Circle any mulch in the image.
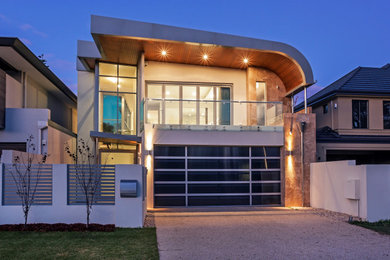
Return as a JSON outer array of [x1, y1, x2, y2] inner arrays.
[[0, 223, 115, 232]]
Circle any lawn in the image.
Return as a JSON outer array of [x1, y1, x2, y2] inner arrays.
[[0, 228, 159, 259], [351, 220, 390, 235]]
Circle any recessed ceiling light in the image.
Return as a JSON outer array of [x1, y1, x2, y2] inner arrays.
[[243, 58, 249, 64], [161, 50, 167, 56], [203, 54, 208, 60]]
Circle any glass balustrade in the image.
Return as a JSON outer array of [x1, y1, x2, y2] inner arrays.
[[144, 98, 283, 130]]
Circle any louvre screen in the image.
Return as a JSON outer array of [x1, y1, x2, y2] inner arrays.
[[67, 164, 115, 205], [2, 164, 52, 205]]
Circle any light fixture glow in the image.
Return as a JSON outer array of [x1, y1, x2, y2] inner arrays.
[[108, 77, 117, 83], [243, 58, 249, 64], [192, 91, 196, 96], [166, 91, 170, 95], [118, 84, 121, 88], [161, 50, 167, 56], [203, 54, 208, 60]]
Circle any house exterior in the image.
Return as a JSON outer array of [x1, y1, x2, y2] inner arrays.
[[77, 15, 316, 209], [297, 64, 390, 164], [0, 37, 77, 163]]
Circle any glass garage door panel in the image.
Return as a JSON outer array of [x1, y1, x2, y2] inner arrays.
[[155, 196, 185, 206], [154, 145, 281, 207], [188, 196, 249, 206], [188, 171, 249, 181]]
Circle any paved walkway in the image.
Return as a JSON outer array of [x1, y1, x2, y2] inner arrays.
[[154, 207, 390, 260]]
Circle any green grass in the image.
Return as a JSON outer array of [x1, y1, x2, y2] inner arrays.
[[351, 220, 390, 235], [0, 228, 159, 260]]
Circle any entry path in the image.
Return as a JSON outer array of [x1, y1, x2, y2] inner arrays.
[[153, 207, 390, 260]]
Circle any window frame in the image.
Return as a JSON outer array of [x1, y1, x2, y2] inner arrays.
[[383, 101, 390, 129], [98, 62, 138, 136], [145, 81, 233, 125], [323, 104, 328, 114], [352, 99, 368, 129]]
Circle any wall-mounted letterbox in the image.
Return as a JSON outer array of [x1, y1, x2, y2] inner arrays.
[[120, 180, 137, 197]]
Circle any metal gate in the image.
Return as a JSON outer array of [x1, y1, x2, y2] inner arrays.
[[153, 145, 281, 207]]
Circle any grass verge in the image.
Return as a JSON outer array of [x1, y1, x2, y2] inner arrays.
[[351, 220, 390, 235], [0, 228, 159, 259]]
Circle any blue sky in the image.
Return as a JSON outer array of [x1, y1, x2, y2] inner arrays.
[[1, 0, 389, 96]]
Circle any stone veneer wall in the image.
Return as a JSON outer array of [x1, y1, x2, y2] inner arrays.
[[246, 67, 291, 125], [284, 113, 316, 207]]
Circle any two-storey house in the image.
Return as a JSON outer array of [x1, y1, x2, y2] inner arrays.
[[77, 15, 316, 208]]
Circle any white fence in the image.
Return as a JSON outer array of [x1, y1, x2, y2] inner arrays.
[[0, 164, 146, 227], [311, 160, 390, 222]]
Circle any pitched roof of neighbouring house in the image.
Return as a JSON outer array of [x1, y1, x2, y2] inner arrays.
[[0, 37, 77, 104], [295, 64, 390, 110]]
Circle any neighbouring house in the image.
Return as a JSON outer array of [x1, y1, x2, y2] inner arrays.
[[0, 37, 77, 164], [296, 64, 390, 164], [77, 15, 317, 209]]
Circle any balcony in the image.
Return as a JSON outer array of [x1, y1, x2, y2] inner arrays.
[[143, 99, 283, 132]]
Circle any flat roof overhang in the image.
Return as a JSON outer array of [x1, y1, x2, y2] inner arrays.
[[81, 15, 314, 94]]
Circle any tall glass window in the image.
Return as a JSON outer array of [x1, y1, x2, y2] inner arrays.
[[352, 100, 368, 129], [99, 63, 137, 135], [146, 82, 231, 125]]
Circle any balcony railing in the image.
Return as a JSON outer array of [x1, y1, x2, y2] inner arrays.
[[143, 98, 283, 131]]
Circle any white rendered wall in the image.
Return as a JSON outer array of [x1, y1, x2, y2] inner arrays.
[[365, 165, 390, 221], [0, 108, 50, 148], [77, 71, 95, 144], [310, 160, 367, 219], [311, 160, 390, 221], [0, 164, 146, 227]]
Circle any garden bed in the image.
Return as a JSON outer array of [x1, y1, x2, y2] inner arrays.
[[0, 223, 115, 232]]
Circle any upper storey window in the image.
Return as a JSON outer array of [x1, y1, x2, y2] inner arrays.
[[352, 100, 368, 129], [146, 82, 231, 126], [99, 63, 137, 135], [383, 101, 390, 129]]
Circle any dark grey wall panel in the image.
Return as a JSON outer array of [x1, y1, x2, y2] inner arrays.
[[0, 68, 6, 129]]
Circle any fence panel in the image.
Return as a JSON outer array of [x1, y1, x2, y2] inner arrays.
[[2, 164, 53, 205], [67, 164, 115, 205]]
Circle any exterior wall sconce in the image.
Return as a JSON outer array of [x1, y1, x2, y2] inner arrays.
[[144, 150, 152, 156]]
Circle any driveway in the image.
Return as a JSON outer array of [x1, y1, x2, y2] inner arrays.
[[153, 207, 390, 260]]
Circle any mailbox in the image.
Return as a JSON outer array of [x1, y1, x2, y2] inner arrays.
[[120, 180, 137, 197]]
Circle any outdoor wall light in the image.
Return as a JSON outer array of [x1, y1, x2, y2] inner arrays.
[[161, 50, 167, 56], [144, 150, 152, 156], [203, 54, 208, 60], [243, 58, 249, 64]]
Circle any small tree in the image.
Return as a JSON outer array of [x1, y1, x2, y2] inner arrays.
[[10, 135, 47, 227], [65, 139, 104, 228]]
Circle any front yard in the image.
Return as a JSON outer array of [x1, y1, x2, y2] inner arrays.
[[0, 228, 159, 259]]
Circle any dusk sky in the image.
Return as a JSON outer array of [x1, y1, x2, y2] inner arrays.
[[1, 0, 389, 97]]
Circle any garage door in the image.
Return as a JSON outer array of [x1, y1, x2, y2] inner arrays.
[[154, 145, 281, 207]]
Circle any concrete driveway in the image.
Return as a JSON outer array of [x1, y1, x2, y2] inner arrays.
[[153, 207, 390, 260]]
